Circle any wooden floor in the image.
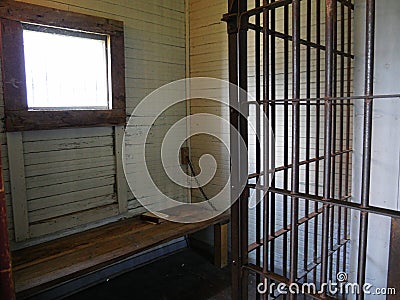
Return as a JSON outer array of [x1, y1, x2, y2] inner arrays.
[[12, 205, 229, 298]]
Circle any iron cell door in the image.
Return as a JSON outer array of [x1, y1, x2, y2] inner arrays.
[[224, 0, 400, 299]]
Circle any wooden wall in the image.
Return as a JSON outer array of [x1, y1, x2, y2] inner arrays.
[[1, 0, 186, 247]]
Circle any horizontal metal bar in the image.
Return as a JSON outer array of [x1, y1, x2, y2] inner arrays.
[[297, 238, 350, 281], [337, 0, 354, 10], [247, 25, 354, 59], [248, 207, 324, 253], [274, 149, 352, 172], [258, 93, 400, 103], [248, 149, 352, 179], [269, 187, 400, 219], [240, 0, 353, 22], [241, 0, 292, 19]]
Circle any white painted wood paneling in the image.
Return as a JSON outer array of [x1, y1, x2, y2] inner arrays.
[[0, 0, 186, 246]]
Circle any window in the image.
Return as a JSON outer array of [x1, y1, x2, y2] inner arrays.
[[23, 25, 111, 110], [0, 1, 125, 131]]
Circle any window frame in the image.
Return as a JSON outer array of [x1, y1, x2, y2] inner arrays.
[[0, 0, 126, 131]]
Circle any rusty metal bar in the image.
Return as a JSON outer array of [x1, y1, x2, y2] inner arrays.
[[321, 0, 335, 287], [336, 0, 346, 283], [246, 25, 355, 59], [329, 0, 338, 282], [240, 0, 291, 19], [259, 93, 400, 103], [226, 1, 240, 298], [357, 0, 375, 299], [262, 1, 270, 299], [239, 0, 249, 298], [255, 0, 261, 298], [303, 0, 312, 282], [290, 2, 300, 297], [282, 2, 289, 282], [313, 0, 322, 285], [248, 207, 325, 253], [269, 0, 277, 283], [343, 0, 353, 285], [266, 187, 400, 219]]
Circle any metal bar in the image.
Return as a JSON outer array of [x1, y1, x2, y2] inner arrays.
[[258, 93, 400, 103], [241, 0, 354, 23], [282, 1, 289, 282], [226, 1, 240, 298], [240, 0, 292, 19], [248, 207, 324, 252], [298, 238, 350, 282], [255, 0, 261, 298], [321, 0, 335, 288], [239, 0, 249, 298], [357, 0, 375, 299], [262, 1, 270, 299], [304, 0, 312, 280], [329, 0, 338, 282], [266, 187, 400, 219], [290, 1, 300, 296], [343, 0, 353, 284], [313, 0, 322, 285], [336, 0, 346, 282], [246, 25, 355, 59], [274, 150, 352, 173], [269, 0, 276, 281]]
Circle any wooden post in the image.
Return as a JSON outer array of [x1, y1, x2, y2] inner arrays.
[[0, 149, 15, 299], [388, 218, 400, 300], [214, 222, 228, 268]]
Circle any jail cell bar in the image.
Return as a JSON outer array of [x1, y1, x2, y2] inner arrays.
[[224, 0, 400, 299]]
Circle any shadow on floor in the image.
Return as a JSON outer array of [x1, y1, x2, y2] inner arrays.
[[67, 248, 231, 300]]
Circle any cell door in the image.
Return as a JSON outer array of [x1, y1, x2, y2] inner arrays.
[[224, 0, 400, 299]]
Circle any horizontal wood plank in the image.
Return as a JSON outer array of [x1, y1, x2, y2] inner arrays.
[[13, 207, 230, 297]]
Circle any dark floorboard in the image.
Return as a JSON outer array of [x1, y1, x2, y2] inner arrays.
[[67, 248, 232, 300]]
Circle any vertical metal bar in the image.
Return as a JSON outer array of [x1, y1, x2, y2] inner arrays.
[[321, 0, 335, 288], [255, 0, 262, 298], [304, 0, 312, 280], [0, 149, 15, 300], [262, 1, 270, 299], [357, 0, 375, 299], [343, 0, 353, 280], [290, 1, 300, 297], [282, 2, 289, 281], [313, 0, 321, 285], [329, 0, 338, 282], [227, 1, 240, 298], [239, 0, 249, 298], [269, 0, 276, 280], [336, 0, 345, 280]]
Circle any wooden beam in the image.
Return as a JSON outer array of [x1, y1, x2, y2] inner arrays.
[[114, 126, 128, 214], [0, 145, 15, 299], [214, 222, 228, 268], [6, 132, 29, 242], [388, 218, 400, 299]]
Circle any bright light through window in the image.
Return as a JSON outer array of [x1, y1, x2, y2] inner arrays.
[[23, 26, 110, 110]]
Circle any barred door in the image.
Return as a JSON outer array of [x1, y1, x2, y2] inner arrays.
[[224, 0, 400, 299]]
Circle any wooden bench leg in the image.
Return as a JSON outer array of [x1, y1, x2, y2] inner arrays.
[[214, 222, 228, 268]]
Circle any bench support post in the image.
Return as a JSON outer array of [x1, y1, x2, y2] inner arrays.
[[214, 222, 228, 268]]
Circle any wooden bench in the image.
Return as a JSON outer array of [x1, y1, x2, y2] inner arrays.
[[12, 205, 229, 298]]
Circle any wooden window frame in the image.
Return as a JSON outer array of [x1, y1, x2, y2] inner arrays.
[[0, 0, 126, 131]]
